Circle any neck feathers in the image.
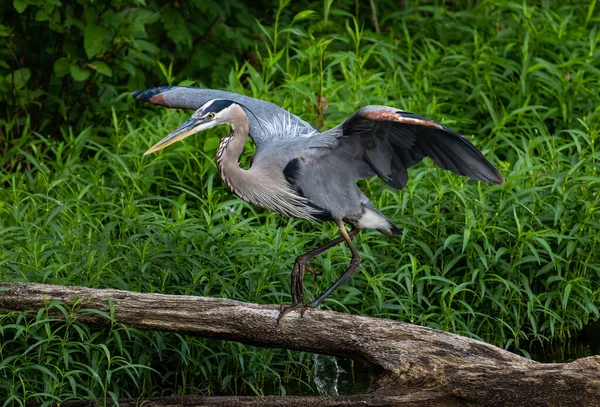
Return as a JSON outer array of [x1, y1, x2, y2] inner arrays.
[[216, 105, 249, 195], [214, 105, 321, 221]]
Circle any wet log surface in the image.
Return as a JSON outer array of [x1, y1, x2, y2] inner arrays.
[[1, 282, 599, 406]]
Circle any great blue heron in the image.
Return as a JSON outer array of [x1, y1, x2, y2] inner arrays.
[[132, 86, 504, 319]]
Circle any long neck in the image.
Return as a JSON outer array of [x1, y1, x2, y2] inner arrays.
[[213, 106, 317, 220], [216, 106, 250, 195]]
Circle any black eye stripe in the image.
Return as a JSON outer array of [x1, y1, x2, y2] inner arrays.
[[204, 99, 235, 114]]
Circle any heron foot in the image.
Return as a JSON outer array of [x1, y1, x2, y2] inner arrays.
[[276, 302, 317, 323]]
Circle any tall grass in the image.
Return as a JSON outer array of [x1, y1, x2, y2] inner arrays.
[[1, 0, 599, 404]]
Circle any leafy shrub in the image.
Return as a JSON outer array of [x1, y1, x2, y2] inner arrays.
[[0, 0, 305, 145]]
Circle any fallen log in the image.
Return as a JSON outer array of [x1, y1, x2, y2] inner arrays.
[[0, 282, 598, 406]]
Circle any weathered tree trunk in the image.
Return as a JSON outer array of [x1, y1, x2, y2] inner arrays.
[[1, 282, 599, 406]]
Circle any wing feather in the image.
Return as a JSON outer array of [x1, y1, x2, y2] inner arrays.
[[313, 105, 504, 190]]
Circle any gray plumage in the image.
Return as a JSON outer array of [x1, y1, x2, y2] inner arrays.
[[133, 86, 504, 318]]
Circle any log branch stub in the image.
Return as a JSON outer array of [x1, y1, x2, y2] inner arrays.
[[1, 282, 599, 406]]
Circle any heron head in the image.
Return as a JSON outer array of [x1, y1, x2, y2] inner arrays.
[[144, 99, 239, 155]]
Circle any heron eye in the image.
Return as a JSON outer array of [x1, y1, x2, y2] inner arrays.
[[207, 113, 215, 119]]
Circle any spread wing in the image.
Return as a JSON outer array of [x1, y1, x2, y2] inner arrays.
[[313, 105, 504, 189], [132, 86, 317, 149]]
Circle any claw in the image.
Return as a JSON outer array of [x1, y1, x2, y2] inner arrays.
[[300, 303, 316, 317], [277, 303, 303, 323], [277, 302, 316, 323]]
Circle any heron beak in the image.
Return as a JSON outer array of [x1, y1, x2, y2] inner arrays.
[[144, 118, 210, 155]]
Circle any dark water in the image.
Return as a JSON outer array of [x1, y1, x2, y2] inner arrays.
[[312, 355, 372, 396], [284, 355, 371, 396], [306, 321, 600, 396], [528, 320, 600, 363]]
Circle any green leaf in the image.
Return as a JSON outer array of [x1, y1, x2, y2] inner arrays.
[[89, 61, 112, 76], [9, 68, 31, 89], [13, 0, 27, 13], [54, 58, 70, 77], [84, 23, 109, 59], [0, 24, 10, 37], [562, 283, 572, 310], [134, 39, 159, 54], [118, 60, 135, 76], [292, 10, 316, 24], [462, 228, 471, 253], [70, 64, 90, 81], [35, 10, 49, 21]]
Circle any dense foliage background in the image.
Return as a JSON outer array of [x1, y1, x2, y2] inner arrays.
[[1, 0, 599, 404]]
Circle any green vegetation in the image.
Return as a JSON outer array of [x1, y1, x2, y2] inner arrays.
[[0, 0, 278, 143], [1, 0, 600, 404]]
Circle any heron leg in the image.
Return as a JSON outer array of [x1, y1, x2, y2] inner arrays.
[[289, 233, 352, 304], [277, 220, 360, 322], [305, 219, 361, 312]]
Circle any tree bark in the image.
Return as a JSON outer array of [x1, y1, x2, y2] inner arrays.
[[1, 282, 599, 406]]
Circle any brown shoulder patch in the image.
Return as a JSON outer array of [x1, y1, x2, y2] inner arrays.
[[149, 93, 167, 106], [361, 110, 403, 121], [396, 116, 443, 129], [361, 110, 443, 129]]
